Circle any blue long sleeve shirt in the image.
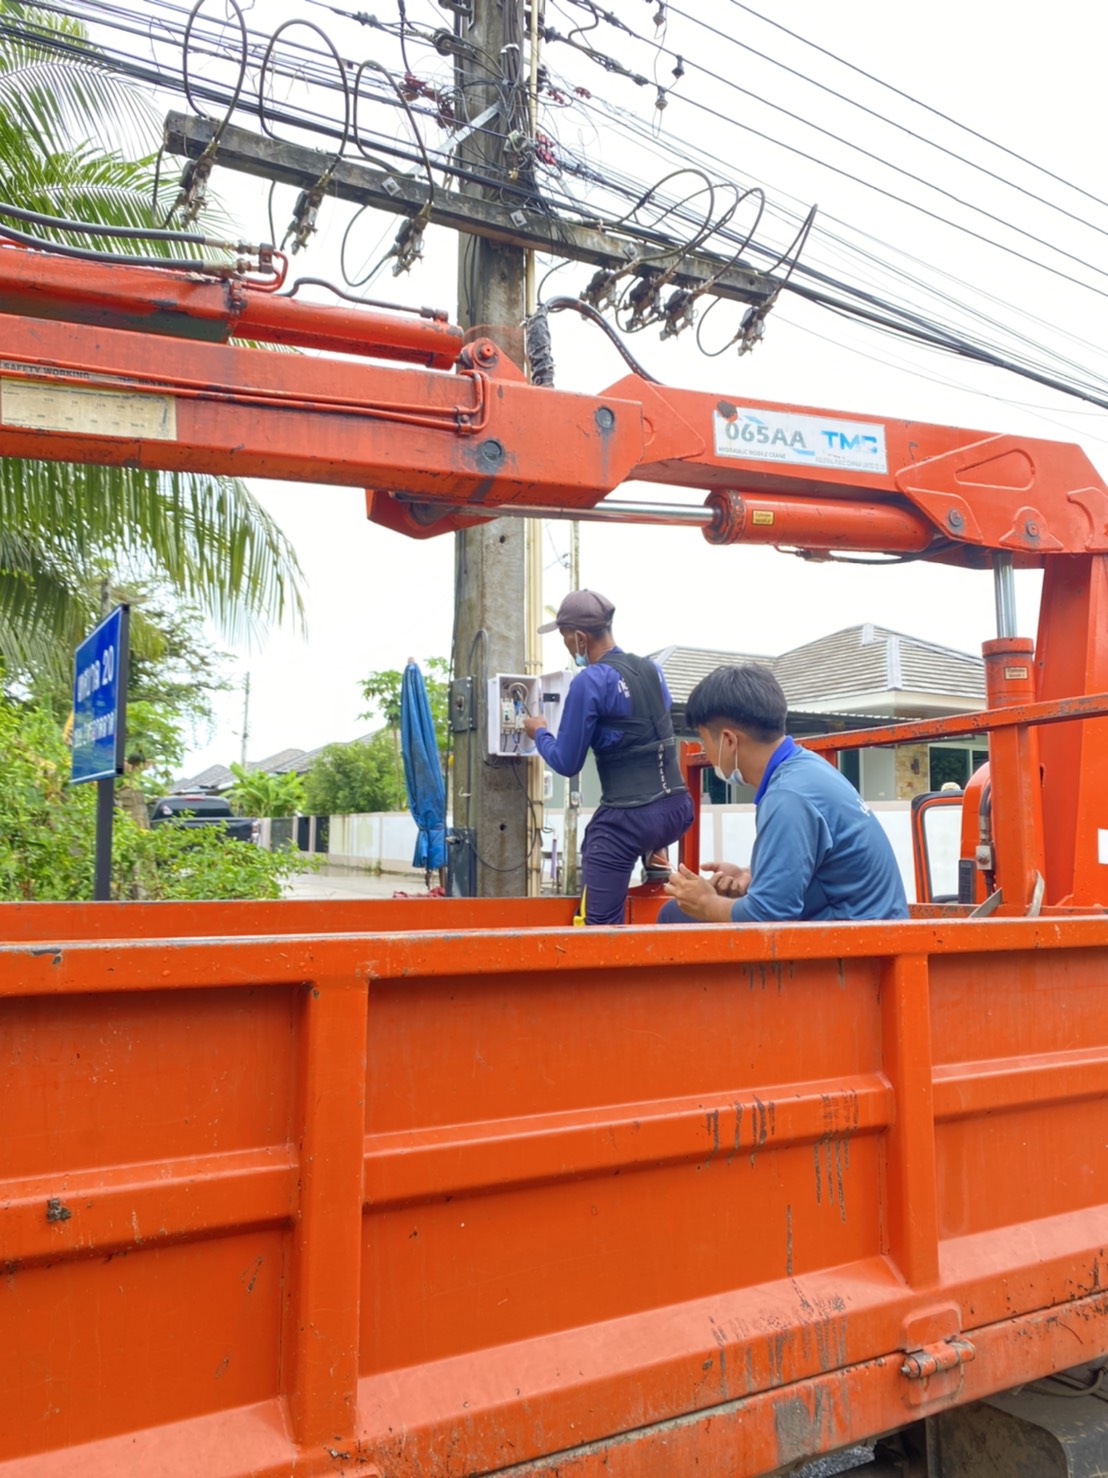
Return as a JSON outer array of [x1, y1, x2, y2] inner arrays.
[[730, 740, 909, 923], [533, 648, 675, 777]]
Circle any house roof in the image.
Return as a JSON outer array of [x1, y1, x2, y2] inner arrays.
[[249, 747, 306, 774], [272, 733, 378, 774], [171, 763, 233, 794], [652, 623, 984, 724], [650, 644, 774, 706], [171, 749, 306, 793], [773, 623, 984, 705], [171, 732, 386, 793]]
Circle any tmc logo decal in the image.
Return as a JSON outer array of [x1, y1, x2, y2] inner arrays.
[[820, 431, 881, 455]]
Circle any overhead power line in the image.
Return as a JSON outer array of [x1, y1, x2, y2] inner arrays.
[[11, 0, 1108, 416], [551, 81, 1108, 391], [723, 0, 1108, 218], [540, 7, 1108, 300], [656, 0, 1108, 243]]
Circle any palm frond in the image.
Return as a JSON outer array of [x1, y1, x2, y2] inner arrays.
[[0, 148, 157, 238], [0, 530, 90, 672], [0, 2, 306, 668], [0, 460, 306, 643], [0, 17, 156, 160]]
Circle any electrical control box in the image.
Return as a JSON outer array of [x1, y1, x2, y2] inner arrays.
[[486, 670, 574, 758]]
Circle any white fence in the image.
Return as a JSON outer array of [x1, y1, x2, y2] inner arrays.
[[325, 811, 424, 870]]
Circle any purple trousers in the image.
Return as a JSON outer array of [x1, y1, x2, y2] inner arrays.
[[580, 790, 694, 925]]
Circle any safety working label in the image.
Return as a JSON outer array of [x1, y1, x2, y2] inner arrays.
[[713, 407, 888, 474], [1, 378, 177, 441]]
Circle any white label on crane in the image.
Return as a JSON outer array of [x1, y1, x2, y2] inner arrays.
[[713, 407, 888, 474], [0, 378, 177, 441], [1099, 829, 1108, 866]]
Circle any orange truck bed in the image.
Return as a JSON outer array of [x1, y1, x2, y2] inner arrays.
[[3, 897, 1107, 1476]]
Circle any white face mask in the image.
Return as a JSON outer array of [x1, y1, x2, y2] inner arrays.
[[712, 734, 744, 786]]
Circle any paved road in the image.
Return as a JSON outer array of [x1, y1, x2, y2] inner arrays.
[[283, 865, 431, 901], [795, 1451, 875, 1477]]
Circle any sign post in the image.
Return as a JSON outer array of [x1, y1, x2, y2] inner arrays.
[[70, 605, 130, 900]]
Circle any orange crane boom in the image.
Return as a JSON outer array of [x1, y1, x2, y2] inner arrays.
[[3, 244, 1107, 564]]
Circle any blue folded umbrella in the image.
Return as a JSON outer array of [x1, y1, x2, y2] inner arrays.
[[400, 660, 447, 880]]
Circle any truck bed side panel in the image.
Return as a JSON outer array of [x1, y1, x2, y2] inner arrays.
[[2, 906, 1107, 1477]]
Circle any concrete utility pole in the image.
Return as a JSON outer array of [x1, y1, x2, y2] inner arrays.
[[563, 519, 581, 898], [523, 0, 546, 902], [450, 0, 530, 896], [240, 671, 251, 768]]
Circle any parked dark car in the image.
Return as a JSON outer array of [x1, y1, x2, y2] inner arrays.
[[149, 794, 260, 844]]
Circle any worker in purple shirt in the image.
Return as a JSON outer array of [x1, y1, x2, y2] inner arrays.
[[660, 664, 908, 924], [522, 589, 694, 925]]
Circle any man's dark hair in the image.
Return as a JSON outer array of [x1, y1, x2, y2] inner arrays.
[[686, 664, 788, 744]]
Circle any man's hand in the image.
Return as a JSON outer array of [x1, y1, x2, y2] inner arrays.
[[522, 714, 548, 740], [663, 863, 735, 922], [703, 860, 751, 899]]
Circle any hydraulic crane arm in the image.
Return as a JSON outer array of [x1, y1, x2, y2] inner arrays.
[[1, 245, 1106, 565], [5, 243, 1108, 907]]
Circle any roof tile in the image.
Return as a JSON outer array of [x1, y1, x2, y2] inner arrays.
[[654, 624, 984, 711]]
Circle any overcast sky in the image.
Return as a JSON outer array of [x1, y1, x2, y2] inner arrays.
[[171, 0, 1108, 774]]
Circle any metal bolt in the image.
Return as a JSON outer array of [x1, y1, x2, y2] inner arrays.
[[1025, 519, 1039, 538], [595, 406, 615, 431], [476, 341, 497, 362], [947, 509, 965, 531]]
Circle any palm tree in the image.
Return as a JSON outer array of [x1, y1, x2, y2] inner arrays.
[[0, 2, 305, 672]]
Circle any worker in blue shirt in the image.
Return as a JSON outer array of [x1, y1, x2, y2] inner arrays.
[[523, 589, 693, 925], [661, 664, 908, 924]]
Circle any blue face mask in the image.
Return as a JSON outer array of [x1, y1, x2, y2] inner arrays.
[[712, 735, 744, 786], [573, 635, 588, 668]]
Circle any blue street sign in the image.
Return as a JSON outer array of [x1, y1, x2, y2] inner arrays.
[[71, 605, 130, 785]]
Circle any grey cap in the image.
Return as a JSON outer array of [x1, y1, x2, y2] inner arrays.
[[538, 589, 616, 634]]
